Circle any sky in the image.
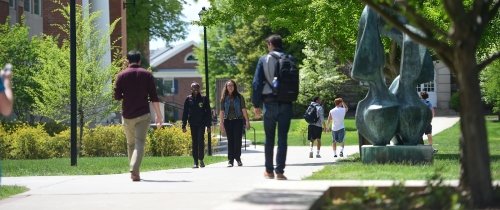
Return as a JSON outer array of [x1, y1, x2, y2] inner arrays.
[[149, 0, 210, 50]]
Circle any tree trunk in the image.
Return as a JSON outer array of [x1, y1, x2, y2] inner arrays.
[[455, 49, 493, 207], [78, 109, 84, 156]]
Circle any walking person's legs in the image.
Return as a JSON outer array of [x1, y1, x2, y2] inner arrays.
[[123, 114, 150, 181], [225, 120, 235, 166], [263, 103, 278, 178], [233, 119, 244, 165], [275, 103, 292, 180], [197, 125, 206, 167], [190, 125, 199, 168]]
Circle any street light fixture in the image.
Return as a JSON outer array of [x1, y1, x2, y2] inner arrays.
[[198, 7, 212, 156]]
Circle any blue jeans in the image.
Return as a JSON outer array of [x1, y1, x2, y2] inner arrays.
[[263, 102, 292, 174]]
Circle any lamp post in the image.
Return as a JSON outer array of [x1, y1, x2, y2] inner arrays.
[[199, 7, 212, 156], [70, 0, 77, 166]]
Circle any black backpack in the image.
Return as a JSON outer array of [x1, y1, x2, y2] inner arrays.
[[268, 52, 299, 102], [304, 104, 319, 123]]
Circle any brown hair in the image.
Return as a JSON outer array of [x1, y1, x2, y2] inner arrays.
[[420, 91, 429, 99], [334, 98, 343, 106], [220, 80, 241, 104]]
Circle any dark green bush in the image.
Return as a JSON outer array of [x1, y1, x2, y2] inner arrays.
[[450, 91, 460, 112]]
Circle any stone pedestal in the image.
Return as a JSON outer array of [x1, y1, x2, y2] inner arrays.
[[361, 145, 433, 164]]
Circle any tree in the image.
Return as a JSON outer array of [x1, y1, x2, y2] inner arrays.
[[481, 60, 500, 115], [31, 3, 123, 152], [298, 43, 349, 109], [126, 0, 186, 60], [0, 19, 42, 122], [193, 21, 239, 104], [360, 0, 500, 207]]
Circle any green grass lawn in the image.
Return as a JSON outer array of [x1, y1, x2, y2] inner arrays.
[[1, 156, 227, 177], [0, 185, 28, 200], [245, 118, 357, 146], [307, 119, 500, 180]]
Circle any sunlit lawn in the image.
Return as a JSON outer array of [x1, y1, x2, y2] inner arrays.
[[307, 119, 500, 180]]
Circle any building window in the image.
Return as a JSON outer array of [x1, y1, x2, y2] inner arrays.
[[33, 0, 40, 15], [184, 53, 197, 63], [416, 81, 435, 93], [24, 0, 30, 12], [163, 79, 175, 95], [155, 78, 177, 95], [9, 0, 14, 7]]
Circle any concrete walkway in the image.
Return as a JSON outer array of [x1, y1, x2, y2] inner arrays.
[[0, 116, 459, 210]]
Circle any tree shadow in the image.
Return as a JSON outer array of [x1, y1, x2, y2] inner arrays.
[[235, 188, 323, 206]]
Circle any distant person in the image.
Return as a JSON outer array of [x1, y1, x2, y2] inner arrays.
[[219, 80, 250, 167], [252, 34, 293, 180], [327, 98, 348, 158], [182, 82, 212, 168], [0, 63, 14, 116], [307, 96, 326, 158], [114, 50, 163, 181], [420, 91, 437, 153]]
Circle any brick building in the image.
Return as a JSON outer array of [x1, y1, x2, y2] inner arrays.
[[0, 0, 127, 60], [150, 41, 202, 122]]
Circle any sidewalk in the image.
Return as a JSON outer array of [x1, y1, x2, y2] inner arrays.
[[0, 116, 460, 210]]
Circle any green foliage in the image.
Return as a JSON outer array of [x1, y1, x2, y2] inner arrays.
[[324, 173, 466, 210], [481, 61, 500, 113], [31, 3, 123, 126], [0, 19, 42, 121], [81, 125, 126, 157], [45, 129, 70, 158], [7, 124, 50, 159], [298, 43, 348, 108], [0, 124, 9, 159], [450, 91, 460, 112], [0, 185, 29, 200], [126, 0, 186, 53], [206, 0, 364, 62], [147, 125, 192, 156]]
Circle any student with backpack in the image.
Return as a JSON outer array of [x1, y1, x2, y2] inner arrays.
[[327, 98, 348, 158], [252, 34, 299, 180], [305, 96, 326, 158]]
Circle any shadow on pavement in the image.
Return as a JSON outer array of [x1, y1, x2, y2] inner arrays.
[[141, 179, 191, 183], [235, 189, 323, 206]]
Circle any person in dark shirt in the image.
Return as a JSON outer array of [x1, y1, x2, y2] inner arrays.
[[182, 82, 211, 168], [114, 50, 162, 181]]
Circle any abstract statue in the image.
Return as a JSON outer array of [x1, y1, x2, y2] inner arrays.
[[352, 5, 434, 146]]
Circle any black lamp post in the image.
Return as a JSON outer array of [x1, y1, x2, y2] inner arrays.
[[70, 0, 77, 166], [199, 7, 212, 156]]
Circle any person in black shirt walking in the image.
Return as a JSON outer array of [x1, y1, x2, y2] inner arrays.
[[182, 82, 212, 168]]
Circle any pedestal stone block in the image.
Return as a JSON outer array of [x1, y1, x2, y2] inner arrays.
[[361, 145, 434, 164]]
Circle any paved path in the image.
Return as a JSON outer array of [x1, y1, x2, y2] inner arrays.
[[0, 116, 460, 210]]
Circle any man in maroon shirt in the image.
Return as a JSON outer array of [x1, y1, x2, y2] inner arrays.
[[114, 50, 162, 181]]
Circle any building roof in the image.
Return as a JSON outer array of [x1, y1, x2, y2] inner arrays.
[[150, 41, 198, 67]]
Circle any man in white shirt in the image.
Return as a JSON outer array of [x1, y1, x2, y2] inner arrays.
[[327, 98, 348, 157]]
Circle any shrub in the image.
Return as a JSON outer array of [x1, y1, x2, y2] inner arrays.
[[82, 125, 126, 157], [450, 91, 460, 112], [147, 125, 191, 156], [44, 129, 71, 158], [8, 124, 50, 159], [0, 124, 10, 159]]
